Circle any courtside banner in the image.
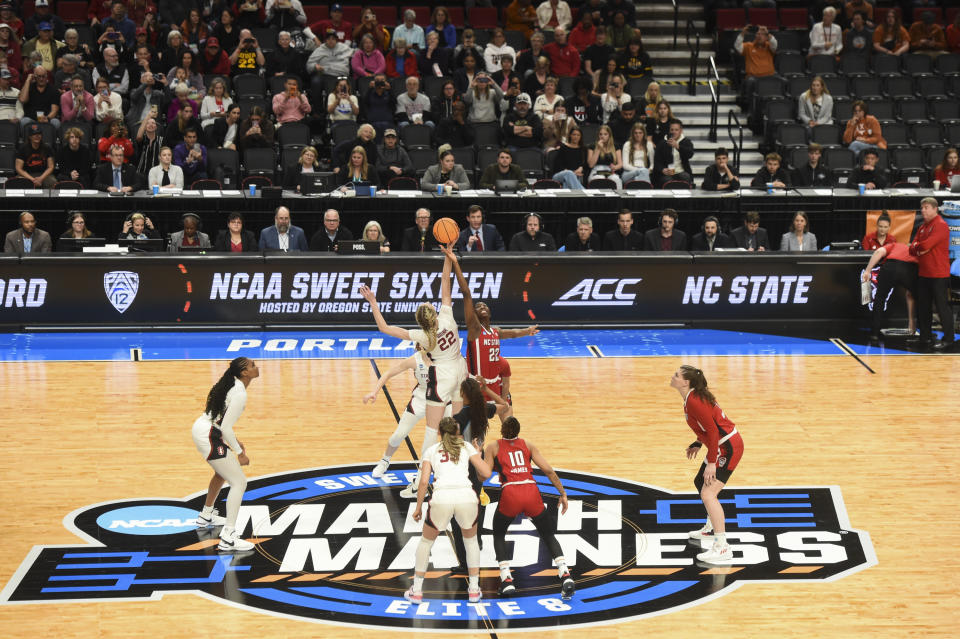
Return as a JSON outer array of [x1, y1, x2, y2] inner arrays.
[[1, 254, 867, 326]]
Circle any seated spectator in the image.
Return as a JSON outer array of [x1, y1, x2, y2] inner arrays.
[[0, 68, 20, 120], [617, 37, 652, 80], [537, 0, 572, 32], [54, 55, 90, 95], [400, 208, 440, 252], [308, 30, 353, 95], [464, 73, 504, 124], [653, 119, 694, 187], [213, 212, 258, 252], [419, 30, 452, 78], [332, 123, 377, 173], [809, 7, 843, 58], [327, 77, 360, 124], [337, 145, 380, 189], [550, 125, 587, 189], [843, 100, 885, 155], [587, 124, 623, 187], [15, 123, 56, 188], [267, 31, 303, 80], [873, 11, 910, 56], [454, 51, 481, 95], [133, 116, 163, 174], [793, 143, 832, 187], [168, 213, 211, 252], [492, 54, 521, 94], [509, 212, 557, 251], [127, 44, 162, 89], [396, 76, 433, 128], [421, 148, 471, 192], [160, 30, 188, 68], [501, 74, 524, 117], [173, 127, 207, 183], [569, 12, 597, 54], [734, 25, 777, 102], [102, 1, 134, 45], [533, 76, 564, 120], [126, 71, 167, 132], [523, 55, 552, 97], [206, 104, 241, 150], [199, 37, 231, 75], [385, 38, 419, 79], [200, 77, 233, 129], [354, 8, 391, 51], [584, 27, 614, 84], [750, 152, 791, 189], [4, 211, 51, 255], [22, 21, 63, 74], [484, 28, 517, 75], [642, 208, 687, 251], [798, 76, 833, 129], [283, 145, 320, 190], [909, 11, 947, 58], [543, 104, 577, 148], [701, 147, 740, 191], [394, 9, 425, 50], [503, 93, 544, 149], [609, 100, 639, 148], [168, 52, 205, 101], [844, 12, 874, 59], [621, 122, 655, 184], [19, 67, 60, 131], [604, 0, 637, 27], [603, 209, 644, 251], [97, 119, 133, 162], [933, 147, 960, 189], [229, 30, 265, 75], [731, 211, 770, 252], [646, 99, 677, 147], [599, 72, 628, 124], [147, 146, 184, 189], [455, 205, 505, 252], [506, 0, 539, 41], [454, 29, 484, 70], [433, 100, 474, 148], [862, 211, 895, 250], [691, 215, 733, 251], [236, 105, 274, 155], [307, 207, 351, 252], [0, 50, 20, 92], [362, 73, 396, 136], [308, 3, 352, 45], [56, 127, 94, 186], [362, 221, 391, 253], [93, 77, 123, 128], [566, 76, 602, 125], [60, 75, 95, 123], [594, 56, 619, 96], [425, 6, 455, 48], [272, 76, 311, 125], [516, 31, 549, 77], [94, 144, 143, 192], [0, 25, 21, 77], [780, 211, 817, 251], [166, 83, 197, 124], [850, 148, 887, 190], [0, 3, 23, 42], [61, 211, 93, 241], [432, 80, 462, 122], [375, 129, 414, 186], [948, 12, 960, 55], [564, 216, 601, 252], [92, 46, 128, 95], [607, 11, 635, 52], [479, 148, 526, 189]]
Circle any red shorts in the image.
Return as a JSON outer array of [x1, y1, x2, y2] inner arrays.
[[497, 482, 544, 519]]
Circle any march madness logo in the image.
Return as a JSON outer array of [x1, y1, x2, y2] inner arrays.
[[0, 464, 875, 632]]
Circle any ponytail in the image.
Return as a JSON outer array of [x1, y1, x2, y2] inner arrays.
[[205, 357, 250, 422], [679, 364, 716, 405], [438, 416, 464, 464], [415, 303, 438, 352], [461, 378, 489, 445]]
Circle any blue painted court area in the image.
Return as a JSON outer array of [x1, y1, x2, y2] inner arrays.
[[0, 329, 912, 362]]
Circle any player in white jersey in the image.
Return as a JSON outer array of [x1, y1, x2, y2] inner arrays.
[[363, 349, 453, 478], [190, 357, 260, 552], [407, 416, 492, 604], [359, 246, 468, 495]]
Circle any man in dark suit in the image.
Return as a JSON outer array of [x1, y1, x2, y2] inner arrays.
[[454, 204, 505, 252], [602, 208, 644, 251], [308, 208, 353, 251], [690, 215, 734, 251], [642, 208, 687, 251], [3, 211, 52, 255], [400, 207, 440, 252], [730, 211, 770, 252], [564, 216, 602, 251], [94, 144, 144, 192], [259, 205, 309, 252], [653, 120, 694, 187]]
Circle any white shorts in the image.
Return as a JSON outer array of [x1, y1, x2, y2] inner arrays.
[[425, 357, 468, 406], [191, 416, 214, 458], [425, 487, 479, 531]]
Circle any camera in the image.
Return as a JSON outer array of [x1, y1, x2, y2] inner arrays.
[[107, 32, 119, 39], [375, 80, 386, 88], [478, 76, 490, 83], [243, 38, 255, 45]]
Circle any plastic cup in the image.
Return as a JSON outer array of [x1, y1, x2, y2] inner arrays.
[[765, 182, 774, 194], [152, 184, 159, 195], [933, 179, 941, 191], [858, 183, 866, 195], [444, 184, 453, 195], [437, 183, 444, 196], [249, 184, 256, 196], [369, 185, 376, 197]]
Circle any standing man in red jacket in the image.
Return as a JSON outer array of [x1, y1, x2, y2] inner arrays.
[[909, 197, 954, 351]]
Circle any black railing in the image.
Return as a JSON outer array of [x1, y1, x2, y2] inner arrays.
[[672, 0, 679, 47], [685, 18, 700, 97], [708, 56, 720, 142], [728, 110, 744, 170]]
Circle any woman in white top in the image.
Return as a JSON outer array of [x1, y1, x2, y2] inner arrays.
[[587, 124, 623, 187], [533, 76, 564, 120], [600, 72, 629, 124], [408, 416, 492, 604], [798, 76, 833, 129], [808, 7, 843, 57], [190, 357, 260, 552], [483, 28, 517, 74], [621, 122, 655, 184], [200, 77, 233, 129], [147, 146, 184, 189], [327, 77, 360, 123]]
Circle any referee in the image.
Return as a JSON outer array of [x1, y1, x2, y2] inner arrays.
[[909, 197, 955, 352]]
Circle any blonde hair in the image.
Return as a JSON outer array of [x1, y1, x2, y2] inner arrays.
[[643, 82, 661, 106], [626, 122, 650, 167], [348, 145, 369, 179], [415, 304, 438, 352], [595, 124, 616, 155], [363, 220, 386, 244], [299, 145, 319, 167], [802, 75, 830, 102], [438, 417, 464, 464]]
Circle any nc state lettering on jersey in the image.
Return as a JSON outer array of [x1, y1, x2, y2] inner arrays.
[[682, 275, 813, 305]]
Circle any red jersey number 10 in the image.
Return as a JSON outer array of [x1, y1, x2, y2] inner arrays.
[[508, 450, 525, 467]]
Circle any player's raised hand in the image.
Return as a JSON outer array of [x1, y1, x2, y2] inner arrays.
[[358, 285, 377, 303], [440, 244, 456, 260], [527, 324, 540, 336]]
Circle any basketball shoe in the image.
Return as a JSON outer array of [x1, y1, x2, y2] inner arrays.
[[218, 530, 254, 552], [196, 509, 226, 528], [498, 578, 516, 596], [399, 472, 419, 498], [372, 459, 390, 478], [468, 586, 482, 603], [697, 540, 733, 563], [404, 587, 422, 604], [688, 522, 714, 540], [560, 572, 575, 600]]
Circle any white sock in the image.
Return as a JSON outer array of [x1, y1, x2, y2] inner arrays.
[[555, 557, 568, 578], [714, 532, 727, 545], [221, 525, 234, 537], [499, 561, 512, 582], [201, 505, 215, 515], [468, 574, 479, 589], [413, 575, 424, 592]]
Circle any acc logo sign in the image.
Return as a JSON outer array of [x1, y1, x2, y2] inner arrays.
[[0, 464, 875, 632], [552, 278, 642, 307], [103, 271, 139, 313]]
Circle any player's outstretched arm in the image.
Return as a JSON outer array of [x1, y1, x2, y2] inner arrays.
[[499, 325, 540, 339], [478, 377, 512, 419], [440, 243, 454, 307], [441, 244, 482, 339], [529, 442, 568, 514], [470, 450, 493, 481], [359, 285, 412, 341], [363, 354, 416, 403]]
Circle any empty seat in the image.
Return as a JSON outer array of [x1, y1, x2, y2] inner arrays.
[[716, 8, 746, 31], [400, 124, 433, 148], [872, 54, 902, 78], [242, 148, 276, 178], [776, 122, 809, 151], [944, 123, 960, 146], [897, 98, 929, 125], [776, 51, 805, 77], [868, 99, 897, 124], [810, 123, 842, 148], [917, 76, 948, 100], [408, 147, 436, 175], [883, 122, 911, 149], [514, 147, 544, 178], [277, 122, 310, 148], [911, 122, 945, 148], [833, 100, 853, 123], [807, 55, 838, 77], [747, 7, 778, 28], [902, 54, 933, 78], [823, 76, 850, 100], [929, 101, 960, 124], [839, 55, 871, 78], [935, 54, 960, 76], [778, 8, 809, 30], [825, 147, 855, 172], [891, 148, 925, 172], [787, 76, 811, 99], [472, 122, 501, 148], [882, 76, 915, 99], [330, 122, 358, 146], [234, 74, 266, 100], [852, 77, 883, 100]]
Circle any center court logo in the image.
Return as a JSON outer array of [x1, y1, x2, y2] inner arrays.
[[0, 464, 875, 632], [103, 271, 139, 313]]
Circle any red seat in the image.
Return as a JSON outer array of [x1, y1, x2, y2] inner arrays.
[[716, 9, 745, 31], [909, 7, 942, 24], [368, 5, 397, 26], [469, 7, 499, 30], [304, 5, 329, 25], [341, 6, 363, 25], [446, 7, 465, 27], [401, 6, 431, 26], [59, 1, 88, 25], [948, 8, 960, 25], [747, 8, 778, 29], [778, 8, 808, 30]]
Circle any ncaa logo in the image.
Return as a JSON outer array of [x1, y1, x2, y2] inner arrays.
[[0, 464, 875, 632], [103, 271, 139, 313]]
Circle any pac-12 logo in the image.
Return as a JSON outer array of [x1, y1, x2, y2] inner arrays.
[[103, 271, 139, 313], [0, 464, 875, 632]]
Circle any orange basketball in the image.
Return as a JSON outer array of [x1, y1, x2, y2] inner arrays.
[[433, 217, 460, 245]]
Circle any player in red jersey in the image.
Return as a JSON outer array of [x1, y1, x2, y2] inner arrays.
[[483, 416, 575, 599], [670, 365, 745, 564]]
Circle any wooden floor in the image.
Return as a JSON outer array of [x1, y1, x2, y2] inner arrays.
[[0, 353, 958, 638]]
